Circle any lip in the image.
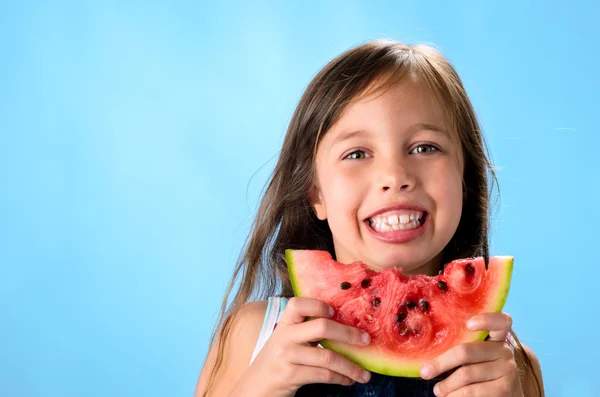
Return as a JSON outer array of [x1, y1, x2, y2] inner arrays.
[[363, 203, 429, 244]]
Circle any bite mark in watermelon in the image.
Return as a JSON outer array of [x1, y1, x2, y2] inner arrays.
[[285, 250, 513, 378]]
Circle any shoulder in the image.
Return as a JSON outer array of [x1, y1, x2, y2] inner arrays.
[[518, 343, 545, 397], [234, 300, 270, 329], [195, 300, 269, 397], [229, 300, 270, 342], [228, 300, 270, 353]]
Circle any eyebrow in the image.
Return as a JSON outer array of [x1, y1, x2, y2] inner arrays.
[[331, 123, 448, 146], [330, 129, 370, 146], [409, 123, 448, 136]]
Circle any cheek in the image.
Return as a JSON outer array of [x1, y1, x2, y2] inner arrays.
[[431, 164, 464, 228], [321, 169, 364, 217], [324, 167, 360, 196]]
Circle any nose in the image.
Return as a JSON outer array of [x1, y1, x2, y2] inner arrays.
[[378, 157, 416, 192]]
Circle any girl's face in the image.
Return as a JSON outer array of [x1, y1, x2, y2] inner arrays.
[[312, 78, 464, 275]]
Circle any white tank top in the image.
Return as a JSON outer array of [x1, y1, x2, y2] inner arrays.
[[250, 297, 288, 364]]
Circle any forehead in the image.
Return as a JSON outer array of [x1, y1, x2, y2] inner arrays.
[[328, 77, 455, 139]]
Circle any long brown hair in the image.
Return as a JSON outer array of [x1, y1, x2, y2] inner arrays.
[[203, 40, 541, 396]]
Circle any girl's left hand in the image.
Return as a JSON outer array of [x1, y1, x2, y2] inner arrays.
[[420, 312, 524, 397]]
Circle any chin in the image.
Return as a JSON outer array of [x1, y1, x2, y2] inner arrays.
[[368, 247, 441, 273]]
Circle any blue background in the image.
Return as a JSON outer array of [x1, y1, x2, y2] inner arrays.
[[1, 1, 598, 396]]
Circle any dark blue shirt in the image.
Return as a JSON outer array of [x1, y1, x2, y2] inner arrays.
[[295, 372, 447, 397]]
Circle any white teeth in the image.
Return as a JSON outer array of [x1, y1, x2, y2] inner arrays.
[[371, 220, 419, 232], [369, 218, 422, 233], [368, 210, 425, 233]]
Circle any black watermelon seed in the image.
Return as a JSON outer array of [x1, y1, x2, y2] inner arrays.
[[361, 279, 371, 288], [399, 327, 408, 336], [372, 298, 381, 307], [437, 280, 448, 291], [406, 301, 416, 309], [340, 281, 351, 290], [465, 263, 475, 273], [396, 312, 407, 322], [419, 299, 429, 312]]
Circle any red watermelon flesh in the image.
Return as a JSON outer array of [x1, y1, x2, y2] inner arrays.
[[285, 250, 513, 377]]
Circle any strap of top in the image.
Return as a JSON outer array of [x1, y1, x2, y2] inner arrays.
[[250, 297, 288, 364]]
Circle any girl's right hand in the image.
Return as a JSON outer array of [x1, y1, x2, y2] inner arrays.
[[231, 297, 372, 397]]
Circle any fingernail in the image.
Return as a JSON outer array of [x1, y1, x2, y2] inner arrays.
[[433, 383, 441, 396], [328, 306, 334, 317], [467, 319, 478, 330], [362, 332, 371, 345], [362, 371, 371, 382], [420, 364, 432, 379]]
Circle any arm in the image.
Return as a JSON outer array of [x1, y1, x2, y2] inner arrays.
[[197, 297, 370, 397], [195, 301, 268, 397]]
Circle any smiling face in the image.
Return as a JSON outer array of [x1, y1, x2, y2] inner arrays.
[[311, 78, 464, 275]]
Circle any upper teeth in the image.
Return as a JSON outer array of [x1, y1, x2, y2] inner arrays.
[[369, 211, 423, 225]]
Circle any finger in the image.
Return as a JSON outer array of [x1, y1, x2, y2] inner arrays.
[[445, 377, 514, 397], [291, 364, 356, 387], [433, 360, 507, 396], [292, 317, 371, 346], [467, 312, 512, 342], [278, 297, 334, 325], [421, 341, 506, 380], [291, 345, 371, 384]]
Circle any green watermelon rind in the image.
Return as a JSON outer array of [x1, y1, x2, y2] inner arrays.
[[285, 250, 514, 378], [286, 249, 302, 297]]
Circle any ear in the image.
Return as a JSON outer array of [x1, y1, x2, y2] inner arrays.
[[308, 185, 327, 220]]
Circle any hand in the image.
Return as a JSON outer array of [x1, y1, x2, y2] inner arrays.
[[232, 297, 372, 397], [420, 312, 524, 397]]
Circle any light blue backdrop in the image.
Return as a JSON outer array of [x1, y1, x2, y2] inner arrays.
[[1, 1, 597, 396]]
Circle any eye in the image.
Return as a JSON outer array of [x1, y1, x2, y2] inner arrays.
[[344, 150, 369, 160], [410, 144, 438, 154]]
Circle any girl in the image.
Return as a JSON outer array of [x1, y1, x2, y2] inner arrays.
[[196, 40, 544, 397]]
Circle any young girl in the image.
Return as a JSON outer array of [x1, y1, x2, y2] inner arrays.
[[196, 40, 544, 397]]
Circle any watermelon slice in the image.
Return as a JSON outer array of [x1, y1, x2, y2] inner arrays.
[[285, 250, 513, 377]]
